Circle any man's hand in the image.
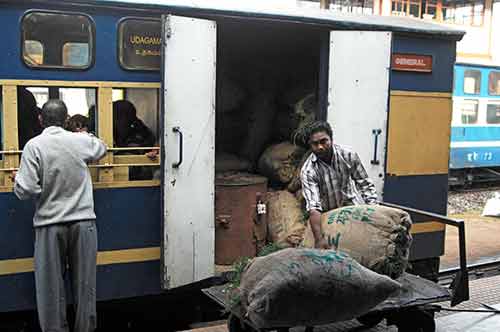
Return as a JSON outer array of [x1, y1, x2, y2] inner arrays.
[[9, 170, 17, 181], [145, 150, 158, 161]]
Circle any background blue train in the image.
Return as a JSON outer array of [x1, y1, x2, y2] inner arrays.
[[450, 63, 500, 184]]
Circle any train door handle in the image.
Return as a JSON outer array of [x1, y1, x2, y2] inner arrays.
[[371, 129, 382, 165], [172, 126, 183, 168]]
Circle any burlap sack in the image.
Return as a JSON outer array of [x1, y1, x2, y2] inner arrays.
[[215, 153, 252, 173], [302, 205, 412, 279], [267, 191, 306, 248], [273, 93, 317, 143], [286, 150, 311, 193], [258, 142, 306, 186], [238, 248, 401, 329]]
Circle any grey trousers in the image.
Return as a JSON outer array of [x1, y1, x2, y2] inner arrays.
[[34, 220, 97, 332]]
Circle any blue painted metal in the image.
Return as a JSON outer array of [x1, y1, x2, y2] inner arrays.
[[450, 146, 500, 169], [384, 174, 449, 215], [451, 126, 500, 142], [0, 5, 160, 83], [0, 261, 160, 312], [409, 231, 445, 261], [450, 63, 500, 170], [454, 64, 500, 98], [390, 35, 456, 93], [0, 187, 161, 261]]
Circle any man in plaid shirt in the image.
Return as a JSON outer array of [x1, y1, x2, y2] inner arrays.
[[300, 121, 377, 248]]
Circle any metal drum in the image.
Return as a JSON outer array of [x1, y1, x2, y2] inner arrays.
[[215, 172, 268, 265]]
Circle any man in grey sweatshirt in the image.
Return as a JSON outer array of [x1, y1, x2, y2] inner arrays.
[[14, 99, 107, 332]]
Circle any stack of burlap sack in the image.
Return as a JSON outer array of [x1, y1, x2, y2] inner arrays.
[[233, 204, 412, 329]]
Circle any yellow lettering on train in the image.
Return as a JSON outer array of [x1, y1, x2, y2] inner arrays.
[[129, 35, 161, 45]]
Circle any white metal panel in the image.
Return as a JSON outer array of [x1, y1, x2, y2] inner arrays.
[[327, 31, 391, 199], [162, 15, 216, 289]]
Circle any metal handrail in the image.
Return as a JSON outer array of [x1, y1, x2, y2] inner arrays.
[[0, 146, 160, 154], [381, 201, 469, 306]]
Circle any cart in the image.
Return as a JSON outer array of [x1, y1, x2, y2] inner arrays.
[[202, 203, 470, 332]]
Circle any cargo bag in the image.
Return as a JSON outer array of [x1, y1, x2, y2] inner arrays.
[[266, 191, 306, 247], [238, 248, 401, 329], [257, 142, 306, 186], [302, 205, 412, 279]]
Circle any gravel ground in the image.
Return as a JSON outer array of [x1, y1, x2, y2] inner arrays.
[[448, 189, 500, 215]]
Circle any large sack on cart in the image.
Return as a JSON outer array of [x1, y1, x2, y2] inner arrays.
[[266, 191, 306, 247], [238, 248, 401, 329], [257, 142, 306, 186], [302, 205, 412, 279]]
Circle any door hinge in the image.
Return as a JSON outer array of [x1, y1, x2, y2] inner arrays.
[[165, 15, 172, 41]]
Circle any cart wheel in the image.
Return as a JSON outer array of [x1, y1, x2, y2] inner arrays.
[[227, 314, 253, 332], [356, 312, 384, 328], [395, 309, 435, 332]]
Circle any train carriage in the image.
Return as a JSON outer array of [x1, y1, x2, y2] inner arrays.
[[450, 63, 500, 184], [0, 0, 464, 315]]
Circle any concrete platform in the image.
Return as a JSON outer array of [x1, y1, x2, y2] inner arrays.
[[441, 212, 500, 270], [436, 303, 500, 331]]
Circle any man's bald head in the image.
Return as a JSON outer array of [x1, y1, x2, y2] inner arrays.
[[41, 100, 68, 128]]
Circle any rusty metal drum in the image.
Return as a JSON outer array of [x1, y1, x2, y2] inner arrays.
[[215, 172, 268, 265]]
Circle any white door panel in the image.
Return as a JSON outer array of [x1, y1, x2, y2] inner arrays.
[[162, 15, 216, 289], [327, 31, 391, 198]]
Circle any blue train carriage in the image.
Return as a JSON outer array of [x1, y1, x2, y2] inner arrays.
[[449, 63, 500, 182], [0, 0, 464, 314]]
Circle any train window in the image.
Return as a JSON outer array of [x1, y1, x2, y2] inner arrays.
[[487, 104, 500, 124], [113, 88, 159, 180], [59, 88, 97, 133], [22, 11, 94, 69], [488, 71, 500, 96], [463, 70, 481, 94], [118, 18, 161, 71], [460, 100, 479, 124]]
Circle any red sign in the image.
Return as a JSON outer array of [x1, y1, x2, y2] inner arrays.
[[391, 54, 433, 73]]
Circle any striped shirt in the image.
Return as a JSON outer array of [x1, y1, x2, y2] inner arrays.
[[300, 144, 377, 212]]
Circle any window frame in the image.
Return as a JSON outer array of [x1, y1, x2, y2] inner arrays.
[[117, 16, 162, 72], [20, 9, 96, 71], [463, 69, 482, 95], [389, 0, 485, 26], [488, 70, 500, 96], [486, 102, 500, 124], [460, 99, 479, 125]]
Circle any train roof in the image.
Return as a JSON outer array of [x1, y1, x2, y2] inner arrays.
[[42, 0, 465, 41]]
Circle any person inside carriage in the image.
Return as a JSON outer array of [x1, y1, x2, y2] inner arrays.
[[113, 100, 156, 180]]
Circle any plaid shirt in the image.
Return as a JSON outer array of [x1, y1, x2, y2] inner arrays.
[[300, 144, 377, 212]]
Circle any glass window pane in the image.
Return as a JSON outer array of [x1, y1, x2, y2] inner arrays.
[[488, 71, 500, 95], [461, 100, 479, 124], [486, 104, 500, 124], [409, 2, 420, 17], [22, 12, 93, 69], [62, 43, 90, 67], [118, 18, 161, 71], [23, 40, 44, 65], [464, 70, 482, 94]]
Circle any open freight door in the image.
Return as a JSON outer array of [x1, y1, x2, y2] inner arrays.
[[161, 15, 217, 289], [327, 31, 391, 198]]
